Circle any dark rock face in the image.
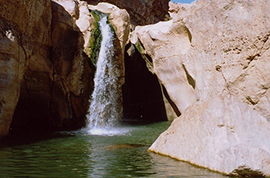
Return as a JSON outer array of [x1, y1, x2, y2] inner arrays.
[[85, 0, 170, 25], [1, 0, 95, 135], [0, 0, 53, 137]]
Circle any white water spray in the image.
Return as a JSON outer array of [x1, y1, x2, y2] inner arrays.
[[87, 13, 123, 135]]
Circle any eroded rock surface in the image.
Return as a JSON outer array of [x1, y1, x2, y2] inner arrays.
[[0, 0, 96, 136], [131, 20, 197, 114], [149, 93, 270, 176], [0, 0, 53, 137], [130, 0, 270, 176]]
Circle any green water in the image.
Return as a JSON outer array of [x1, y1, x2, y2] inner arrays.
[[0, 122, 228, 178]]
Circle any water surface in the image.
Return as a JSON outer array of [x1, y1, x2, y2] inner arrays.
[[0, 122, 228, 177]]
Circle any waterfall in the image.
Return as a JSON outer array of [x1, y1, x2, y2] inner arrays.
[[87, 12, 123, 135]]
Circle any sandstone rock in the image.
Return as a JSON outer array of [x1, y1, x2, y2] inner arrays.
[[89, 2, 130, 84], [0, 30, 24, 137], [175, 0, 270, 120], [129, 0, 270, 176], [0, 0, 52, 137], [131, 19, 197, 114], [88, 2, 130, 54], [84, 0, 169, 25], [0, 0, 96, 136], [149, 93, 270, 176]]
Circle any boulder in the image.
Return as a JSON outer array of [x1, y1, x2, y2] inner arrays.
[[130, 0, 270, 176], [149, 93, 270, 176]]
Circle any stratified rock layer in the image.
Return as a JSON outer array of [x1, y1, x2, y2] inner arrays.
[[130, 0, 270, 176]]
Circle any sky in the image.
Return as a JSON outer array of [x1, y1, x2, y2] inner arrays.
[[170, 0, 196, 3]]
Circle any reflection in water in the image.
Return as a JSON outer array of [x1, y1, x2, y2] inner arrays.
[[0, 122, 228, 178]]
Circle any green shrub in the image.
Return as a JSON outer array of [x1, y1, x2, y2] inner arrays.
[[86, 10, 102, 66]]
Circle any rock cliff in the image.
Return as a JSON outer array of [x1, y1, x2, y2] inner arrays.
[[0, 0, 168, 138], [0, 0, 96, 136], [130, 0, 270, 176], [0, 0, 131, 137], [0, 0, 53, 136], [83, 0, 169, 25]]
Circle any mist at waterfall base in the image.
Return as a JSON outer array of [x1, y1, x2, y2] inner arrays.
[[86, 13, 127, 136], [0, 122, 228, 178]]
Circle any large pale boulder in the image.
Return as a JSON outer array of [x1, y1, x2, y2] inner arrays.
[[149, 93, 270, 176], [130, 0, 270, 176], [169, 0, 270, 117]]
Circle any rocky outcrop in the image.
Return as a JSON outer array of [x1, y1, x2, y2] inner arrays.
[[88, 2, 130, 58], [131, 0, 270, 176], [149, 93, 270, 176], [0, 0, 96, 136], [131, 20, 197, 114], [0, 0, 53, 137], [84, 0, 169, 26], [0, 0, 134, 137]]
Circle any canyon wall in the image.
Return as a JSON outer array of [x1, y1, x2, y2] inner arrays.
[[0, 0, 144, 137], [0, 0, 53, 136], [84, 0, 169, 25], [0, 0, 96, 136], [130, 0, 270, 176], [1, 0, 270, 176]]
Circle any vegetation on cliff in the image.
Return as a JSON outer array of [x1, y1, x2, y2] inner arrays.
[[86, 10, 102, 66]]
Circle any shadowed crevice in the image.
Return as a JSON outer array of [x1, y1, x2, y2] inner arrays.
[[123, 43, 167, 122], [182, 63, 196, 90]]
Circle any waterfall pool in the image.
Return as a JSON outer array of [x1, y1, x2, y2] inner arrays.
[[0, 122, 228, 177]]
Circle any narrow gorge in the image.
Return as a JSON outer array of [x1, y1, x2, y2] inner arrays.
[[1, 0, 270, 177]]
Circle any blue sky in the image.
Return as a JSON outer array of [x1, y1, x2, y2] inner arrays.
[[171, 0, 196, 3]]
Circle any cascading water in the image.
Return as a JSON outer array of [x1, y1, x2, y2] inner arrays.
[[87, 12, 124, 135]]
